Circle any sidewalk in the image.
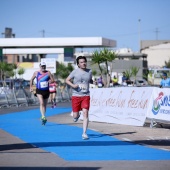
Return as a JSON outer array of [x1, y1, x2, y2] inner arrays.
[[0, 102, 170, 170]]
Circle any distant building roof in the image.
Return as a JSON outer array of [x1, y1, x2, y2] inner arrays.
[[114, 48, 147, 59], [141, 40, 170, 50], [0, 37, 116, 48], [115, 48, 133, 54]]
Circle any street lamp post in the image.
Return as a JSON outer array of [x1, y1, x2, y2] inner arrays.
[[138, 19, 141, 52]]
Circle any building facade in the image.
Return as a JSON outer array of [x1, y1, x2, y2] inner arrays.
[[141, 40, 170, 68]]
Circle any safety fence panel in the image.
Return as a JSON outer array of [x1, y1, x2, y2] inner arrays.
[[23, 88, 39, 106], [0, 85, 72, 109], [56, 85, 71, 102], [14, 88, 29, 107], [6, 88, 19, 107], [0, 87, 39, 108], [0, 87, 9, 108]]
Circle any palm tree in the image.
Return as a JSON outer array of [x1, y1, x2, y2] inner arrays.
[[131, 66, 139, 82], [164, 59, 170, 68], [100, 48, 117, 87], [143, 69, 153, 85], [92, 70, 97, 77], [124, 69, 133, 80], [100, 48, 116, 73], [91, 50, 104, 74], [91, 48, 117, 87]]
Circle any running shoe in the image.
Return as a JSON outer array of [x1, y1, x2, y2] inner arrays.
[[51, 104, 57, 109], [73, 111, 82, 122], [73, 114, 80, 122], [41, 117, 47, 125], [82, 133, 89, 140]]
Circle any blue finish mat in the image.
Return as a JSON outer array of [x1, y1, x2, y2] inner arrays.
[[0, 107, 170, 161]]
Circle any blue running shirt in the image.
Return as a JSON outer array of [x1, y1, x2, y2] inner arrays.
[[36, 72, 50, 90]]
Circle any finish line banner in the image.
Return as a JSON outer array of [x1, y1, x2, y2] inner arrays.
[[89, 87, 154, 126]]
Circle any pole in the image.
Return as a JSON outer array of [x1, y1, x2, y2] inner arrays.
[[40, 30, 45, 37], [155, 28, 159, 40], [138, 19, 141, 52]]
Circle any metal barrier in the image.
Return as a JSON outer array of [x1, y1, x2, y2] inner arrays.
[[0, 87, 9, 108], [0, 85, 72, 109], [0, 87, 30, 108], [56, 85, 71, 102]]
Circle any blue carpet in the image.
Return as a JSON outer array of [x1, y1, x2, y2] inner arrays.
[[0, 107, 170, 161]]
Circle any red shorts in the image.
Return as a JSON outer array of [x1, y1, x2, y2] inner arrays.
[[72, 96, 90, 112]]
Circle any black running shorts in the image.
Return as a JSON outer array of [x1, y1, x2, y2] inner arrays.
[[36, 88, 50, 99]]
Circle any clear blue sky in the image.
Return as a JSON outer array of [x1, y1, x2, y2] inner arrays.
[[1, 0, 170, 52]]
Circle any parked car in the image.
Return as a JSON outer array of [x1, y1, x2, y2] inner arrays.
[[133, 79, 148, 86]]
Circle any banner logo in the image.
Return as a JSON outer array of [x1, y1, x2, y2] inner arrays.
[[152, 92, 164, 115]]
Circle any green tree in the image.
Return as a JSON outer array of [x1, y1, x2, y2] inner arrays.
[[55, 62, 74, 99], [8, 70, 15, 79], [100, 48, 117, 87], [17, 68, 25, 79], [100, 48, 116, 74], [92, 70, 97, 77], [12, 63, 18, 79], [124, 69, 133, 80], [91, 48, 117, 87], [91, 50, 104, 74], [55, 62, 74, 82], [67, 63, 74, 72], [0, 62, 13, 86], [131, 66, 139, 81], [143, 69, 153, 85], [164, 59, 170, 68]]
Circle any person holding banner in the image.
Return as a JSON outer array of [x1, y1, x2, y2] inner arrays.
[[160, 72, 170, 88], [30, 62, 54, 125], [66, 56, 93, 140], [122, 72, 128, 86]]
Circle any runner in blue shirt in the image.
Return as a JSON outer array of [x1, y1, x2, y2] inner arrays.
[[160, 72, 170, 87], [30, 62, 54, 125]]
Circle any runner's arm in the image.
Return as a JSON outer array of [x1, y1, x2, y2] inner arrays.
[[48, 71, 54, 83], [30, 72, 37, 92], [66, 76, 78, 89]]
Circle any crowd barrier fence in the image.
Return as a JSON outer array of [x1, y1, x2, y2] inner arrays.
[[0, 85, 72, 109]]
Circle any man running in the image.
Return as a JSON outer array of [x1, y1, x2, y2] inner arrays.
[[66, 56, 93, 140], [30, 62, 54, 125]]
